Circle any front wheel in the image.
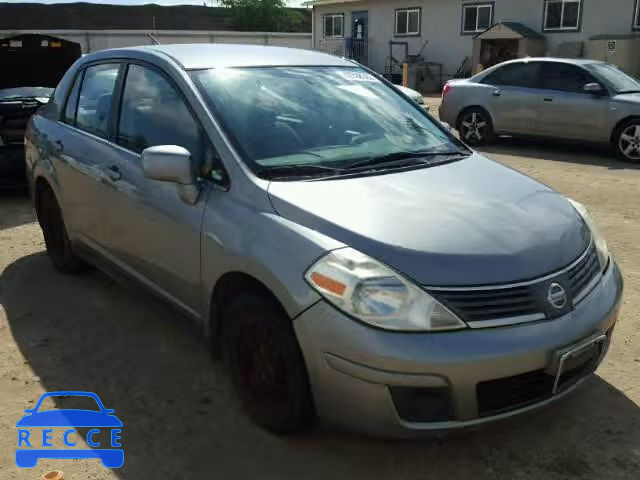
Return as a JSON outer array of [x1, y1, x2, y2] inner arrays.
[[614, 120, 640, 163], [221, 293, 315, 434], [457, 108, 494, 146]]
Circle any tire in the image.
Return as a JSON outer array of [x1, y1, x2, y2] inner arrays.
[[37, 187, 87, 274], [613, 119, 640, 163], [457, 107, 494, 146], [221, 293, 315, 434]]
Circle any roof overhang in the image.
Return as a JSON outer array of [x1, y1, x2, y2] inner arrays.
[[474, 22, 545, 40], [302, 0, 362, 6]]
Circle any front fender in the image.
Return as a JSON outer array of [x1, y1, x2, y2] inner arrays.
[[201, 191, 345, 323]]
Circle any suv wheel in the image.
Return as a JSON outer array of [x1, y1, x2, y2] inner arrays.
[[457, 108, 493, 146], [37, 187, 86, 273], [222, 293, 314, 434], [614, 120, 640, 162]]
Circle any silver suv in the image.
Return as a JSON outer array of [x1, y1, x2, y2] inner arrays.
[[439, 58, 640, 162], [26, 45, 623, 437]]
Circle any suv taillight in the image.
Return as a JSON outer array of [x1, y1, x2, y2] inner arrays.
[[442, 83, 452, 98]]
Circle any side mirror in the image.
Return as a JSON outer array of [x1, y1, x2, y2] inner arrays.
[[440, 121, 452, 131], [583, 82, 604, 95], [142, 145, 199, 204]]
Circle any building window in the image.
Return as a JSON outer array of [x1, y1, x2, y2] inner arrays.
[[395, 8, 421, 36], [543, 0, 582, 31], [323, 14, 344, 38], [462, 3, 494, 34], [634, 0, 640, 29]]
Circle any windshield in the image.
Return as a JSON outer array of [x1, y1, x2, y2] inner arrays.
[[0, 86, 54, 101], [585, 63, 640, 93], [190, 67, 461, 177]]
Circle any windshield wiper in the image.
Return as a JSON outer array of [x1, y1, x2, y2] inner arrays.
[[345, 149, 469, 171], [257, 163, 349, 179], [617, 89, 640, 94]]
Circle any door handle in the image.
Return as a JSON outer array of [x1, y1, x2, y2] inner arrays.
[[492, 89, 502, 97], [53, 140, 64, 153], [543, 98, 553, 102], [104, 165, 122, 181]]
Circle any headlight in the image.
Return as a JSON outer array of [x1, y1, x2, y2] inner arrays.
[[305, 248, 466, 331], [568, 199, 609, 271]]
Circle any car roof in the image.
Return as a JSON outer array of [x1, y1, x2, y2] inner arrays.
[[495, 57, 603, 67], [93, 44, 355, 70]]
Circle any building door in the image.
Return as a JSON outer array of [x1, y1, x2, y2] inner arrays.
[[350, 11, 368, 65], [479, 39, 519, 69]]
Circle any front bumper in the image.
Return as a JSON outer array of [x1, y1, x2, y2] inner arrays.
[[294, 261, 623, 436]]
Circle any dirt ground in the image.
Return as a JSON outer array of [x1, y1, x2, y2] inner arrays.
[[1, 130, 640, 479]]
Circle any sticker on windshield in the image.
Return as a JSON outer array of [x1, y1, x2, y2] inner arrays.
[[336, 71, 377, 83], [337, 85, 378, 99]]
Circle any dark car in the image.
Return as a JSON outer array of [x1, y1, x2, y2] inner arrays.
[[0, 34, 81, 189]]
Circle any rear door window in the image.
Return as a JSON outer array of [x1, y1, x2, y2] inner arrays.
[[482, 63, 541, 88], [62, 72, 83, 125], [539, 62, 594, 93], [75, 63, 120, 138]]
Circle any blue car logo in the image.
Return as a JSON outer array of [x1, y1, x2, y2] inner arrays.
[[16, 391, 123, 468]]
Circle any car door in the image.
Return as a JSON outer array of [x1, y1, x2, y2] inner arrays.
[[537, 62, 610, 142], [481, 62, 544, 135], [94, 62, 224, 317], [50, 63, 123, 244]]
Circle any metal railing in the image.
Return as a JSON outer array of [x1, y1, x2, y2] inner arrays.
[[317, 37, 369, 66]]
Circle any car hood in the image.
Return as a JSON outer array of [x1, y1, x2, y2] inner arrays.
[[16, 410, 123, 427], [613, 92, 640, 104], [267, 154, 590, 286], [394, 85, 422, 102]]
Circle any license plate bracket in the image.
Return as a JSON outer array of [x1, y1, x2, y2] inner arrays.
[[549, 334, 607, 395]]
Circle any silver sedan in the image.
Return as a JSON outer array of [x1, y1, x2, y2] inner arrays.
[[439, 58, 640, 162]]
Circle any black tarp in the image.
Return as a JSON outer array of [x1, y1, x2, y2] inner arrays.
[[0, 34, 81, 89]]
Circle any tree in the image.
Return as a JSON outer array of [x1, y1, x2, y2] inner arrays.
[[220, 0, 303, 32]]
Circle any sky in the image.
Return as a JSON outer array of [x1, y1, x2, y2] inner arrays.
[[0, 0, 307, 5]]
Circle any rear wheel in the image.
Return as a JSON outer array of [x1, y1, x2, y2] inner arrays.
[[221, 293, 314, 434], [37, 187, 86, 273], [457, 108, 494, 146], [614, 120, 640, 163]]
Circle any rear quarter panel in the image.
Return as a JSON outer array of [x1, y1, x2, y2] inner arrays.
[[25, 109, 62, 202], [440, 82, 495, 128]]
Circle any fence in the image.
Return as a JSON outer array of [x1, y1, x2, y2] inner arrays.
[[0, 30, 312, 54], [317, 37, 369, 66]]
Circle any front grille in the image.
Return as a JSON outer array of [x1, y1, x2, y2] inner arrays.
[[567, 245, 601, 299], [476, 358, 598, 417], [433, 286, 538, 323], [429, 243, 602, 326], [477, 369, 552, 417]]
